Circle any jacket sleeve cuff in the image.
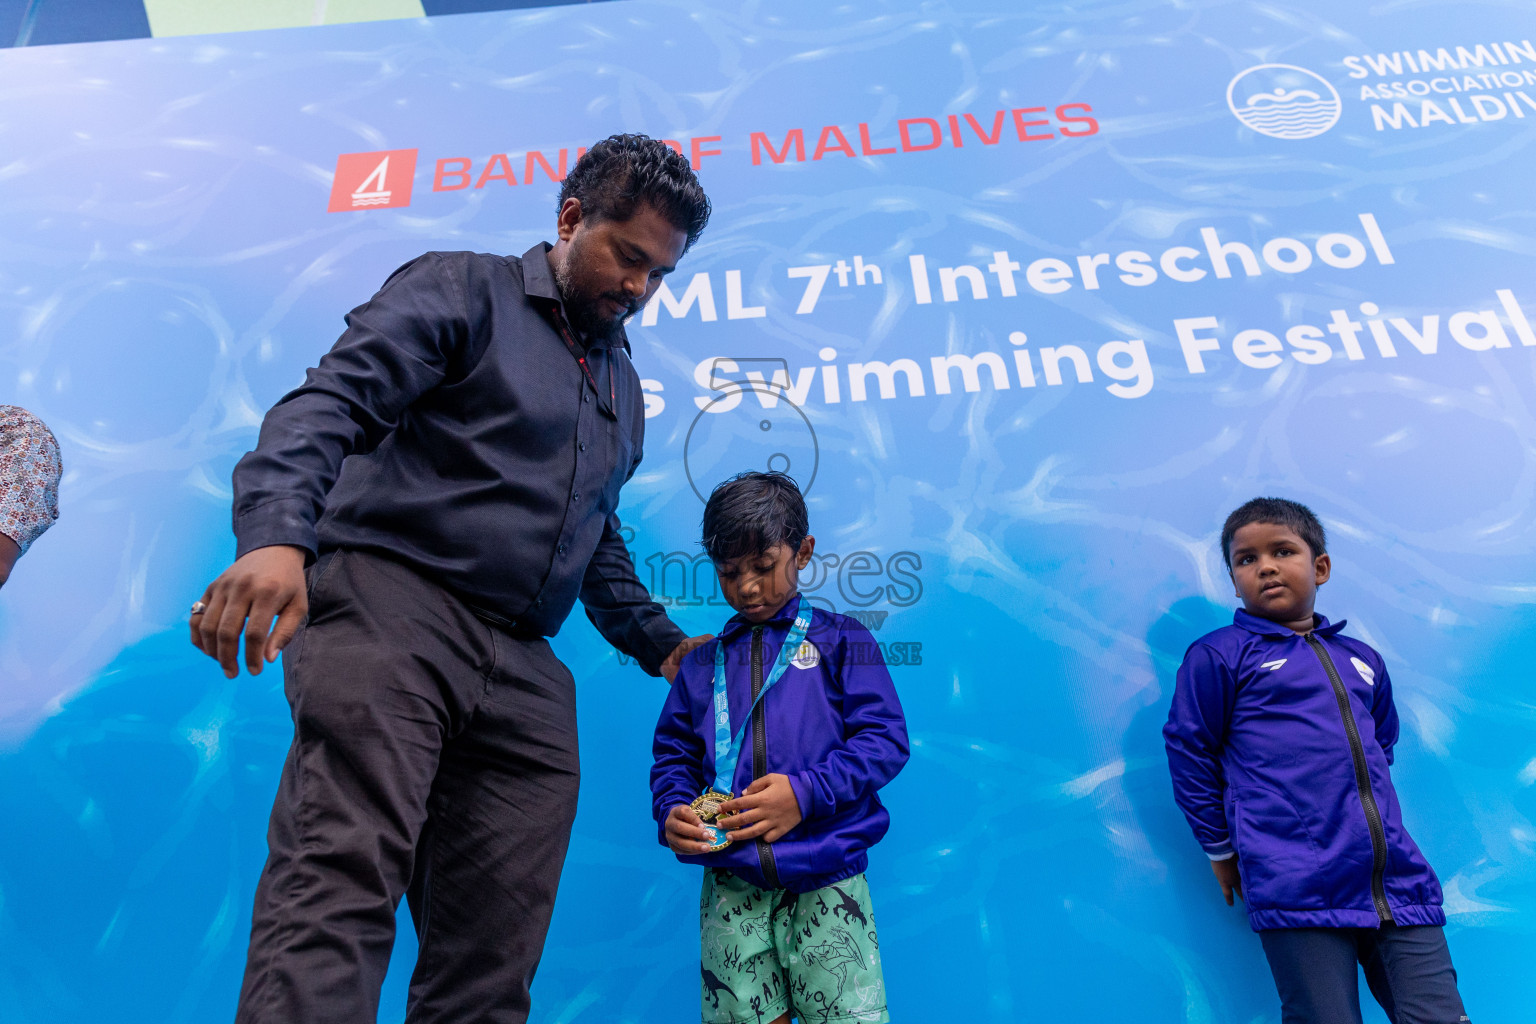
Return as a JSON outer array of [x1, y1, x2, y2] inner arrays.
[[788, 772, 817, 822], [641, 620, 690, 678], [233, 497, 319, 562], [1203, 842, 1235, 860]]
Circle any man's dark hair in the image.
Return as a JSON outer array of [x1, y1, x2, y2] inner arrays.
[[702, 472, 809, 563], [558, 134, 711, 251], [1220, 497, 1327, 570]]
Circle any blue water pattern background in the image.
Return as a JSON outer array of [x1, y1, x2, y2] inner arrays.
[[1, 2, 1533, 1021]]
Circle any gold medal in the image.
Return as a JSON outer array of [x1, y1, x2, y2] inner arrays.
[[691, 789, 733, 850], [691, 789, 731, 822]]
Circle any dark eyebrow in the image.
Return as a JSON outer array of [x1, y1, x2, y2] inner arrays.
[[621, 239, 674, 275]]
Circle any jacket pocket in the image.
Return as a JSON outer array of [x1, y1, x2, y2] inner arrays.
[[767, 834, 846, 884], [1232, 786, 1324, 911], [767, 806, 873, 886]]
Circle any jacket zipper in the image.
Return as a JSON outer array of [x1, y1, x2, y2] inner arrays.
[[1303, 632, 1394, 925], [750, 626, 781, 889]]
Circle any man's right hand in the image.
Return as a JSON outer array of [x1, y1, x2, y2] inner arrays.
[[661, 633, 714, 683], [1211, 855, 1243, 905], [190, 545, 308, 679]]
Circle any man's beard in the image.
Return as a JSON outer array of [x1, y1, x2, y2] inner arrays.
[[553, 248, 636, 345]]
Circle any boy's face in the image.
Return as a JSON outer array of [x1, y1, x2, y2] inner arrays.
[[715, 537, 816, 624], [1228, 521, 1331, 631]]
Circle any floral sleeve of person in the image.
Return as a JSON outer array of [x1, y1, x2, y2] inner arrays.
[[0, 406, 63, 555]]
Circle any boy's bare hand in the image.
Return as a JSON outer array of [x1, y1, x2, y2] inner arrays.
[[665, 804, 718, 855], [1212, 855, 1243, 905], [717, 774, 803, 843], [190, 545, 308, 678]]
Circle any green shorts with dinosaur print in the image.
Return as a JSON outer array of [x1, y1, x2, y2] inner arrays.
[[699, 869, 889, 1024]]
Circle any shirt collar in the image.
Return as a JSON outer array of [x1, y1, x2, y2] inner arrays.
[[717, 594, 807, 643], [1232, 607, 1345, 638], [520, 241, 631, 354]]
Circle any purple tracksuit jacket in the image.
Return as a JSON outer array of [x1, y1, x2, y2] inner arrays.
[[1164, 608, 1445, 931], [651, 601, 909, 893]]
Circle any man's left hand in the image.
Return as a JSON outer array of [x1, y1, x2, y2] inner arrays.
[[717, 774, 803, 843], [661, 633, 713, 682]]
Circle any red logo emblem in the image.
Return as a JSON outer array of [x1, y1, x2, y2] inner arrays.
[[327, 149, 418, 212]]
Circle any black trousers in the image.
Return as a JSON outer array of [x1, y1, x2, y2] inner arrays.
[[236, 549, 581, 1024], [1260, 925, 1469, 1024]]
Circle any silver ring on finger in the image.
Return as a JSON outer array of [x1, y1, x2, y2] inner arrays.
[[190, 600, 208, 616]]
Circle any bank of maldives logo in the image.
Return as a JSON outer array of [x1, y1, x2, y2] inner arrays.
[[1227, 64, 1342, 139], [327, 149, 418, 212]]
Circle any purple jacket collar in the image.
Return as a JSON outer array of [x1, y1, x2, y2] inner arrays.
[[1231, 607, 1346, 639], [716, 594, 806, 643]]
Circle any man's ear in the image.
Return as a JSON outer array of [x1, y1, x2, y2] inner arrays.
[[796, 535, 815, 569], [555, 197, 583, 241], [1313, 552, 1331, 587]]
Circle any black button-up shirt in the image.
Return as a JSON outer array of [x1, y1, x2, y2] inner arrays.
[[231, 244, 685, 675]]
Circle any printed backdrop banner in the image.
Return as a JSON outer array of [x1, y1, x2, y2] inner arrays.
[[1, 2, 1533, 1021]]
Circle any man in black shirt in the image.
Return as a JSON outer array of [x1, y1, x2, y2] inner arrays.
[[190, 135, 713, 1024]]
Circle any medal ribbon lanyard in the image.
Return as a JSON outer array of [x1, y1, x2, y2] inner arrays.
[[707, 594, 813, 797], [547, 304, 617, 420]]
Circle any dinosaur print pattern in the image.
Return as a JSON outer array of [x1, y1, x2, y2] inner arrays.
[[828, 886, 868, 930], [699, 869, 887, 1024], [702, 967, 736, 1010]]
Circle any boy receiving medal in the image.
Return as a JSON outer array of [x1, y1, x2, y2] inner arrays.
[[651, 472, 909, 1024]]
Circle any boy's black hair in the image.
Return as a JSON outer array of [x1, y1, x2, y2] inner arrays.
[[1221, 497, 1327, 570], [557, 134, 711, 252], [702, 471, 809, 563]]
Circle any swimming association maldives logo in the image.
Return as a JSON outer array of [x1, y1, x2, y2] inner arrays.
[[327, 149, 419, 212], [1226, 64, 1343, 139]]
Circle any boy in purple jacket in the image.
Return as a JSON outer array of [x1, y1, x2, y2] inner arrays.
[[1165, 497, 1470, 1024], [652, 471, 908, 1024]]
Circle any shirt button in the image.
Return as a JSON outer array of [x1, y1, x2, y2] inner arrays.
[[557, 543, 568, 556], [578, 441, 587, 452], [572, 492, 580, 502], [584, 393, 592, 403]]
